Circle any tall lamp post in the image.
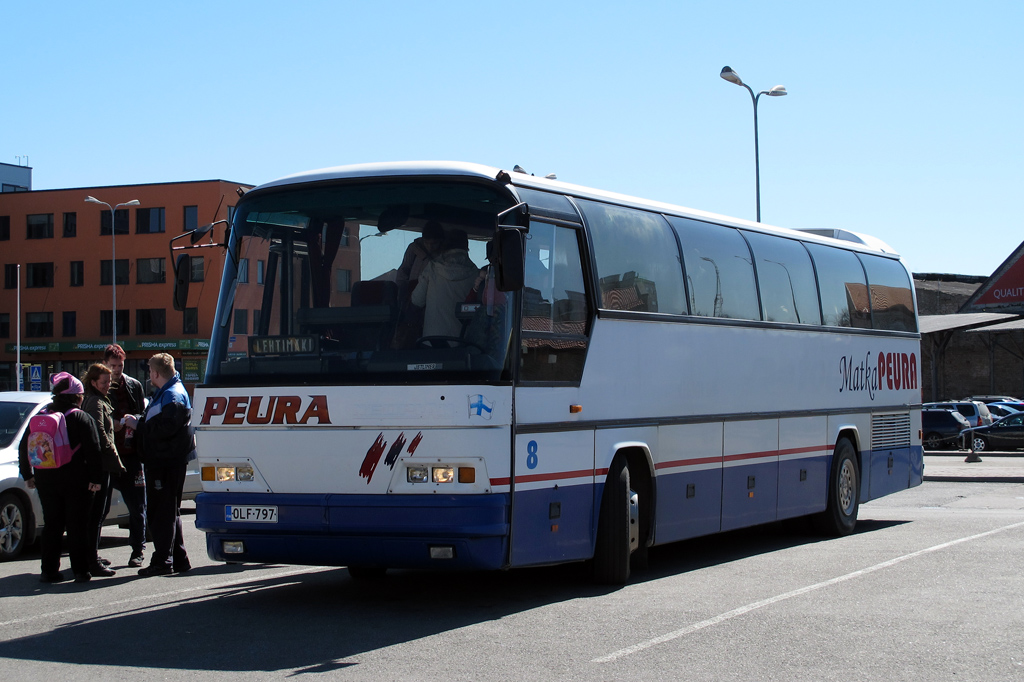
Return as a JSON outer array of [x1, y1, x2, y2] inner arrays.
[[85, 196, 140, 345], [719, 66, 787, 223]]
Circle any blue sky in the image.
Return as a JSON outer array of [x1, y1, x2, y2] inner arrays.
[[5, 1, 1022, 276]]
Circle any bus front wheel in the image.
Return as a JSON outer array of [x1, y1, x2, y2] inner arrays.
[[593, 456, 637, 585], [813, 438, 860, 536]]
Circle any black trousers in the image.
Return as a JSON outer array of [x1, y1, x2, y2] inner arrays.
[[145, 460, 188, 568], [87, 472, 112, 562], [35, 475, 93, 576], [112, 459, 147, 554]]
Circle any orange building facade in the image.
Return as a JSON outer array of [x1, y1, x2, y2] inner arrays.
[[0, 179, 252, 392]]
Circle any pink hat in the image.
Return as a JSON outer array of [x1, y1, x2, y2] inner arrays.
[[49, 372, 84, 395]]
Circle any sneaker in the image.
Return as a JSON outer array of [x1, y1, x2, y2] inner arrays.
[[128, 553, 144, 568], [90, 565, 116, 577], [137, 564, 173, 577], [74, 572, 92, 583], [40, 571, 66, 584], [97, 557, 112, 567]]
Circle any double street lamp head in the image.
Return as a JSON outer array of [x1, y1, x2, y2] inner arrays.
[[85, 196, 141, 207], [720, 66, 787, 97]]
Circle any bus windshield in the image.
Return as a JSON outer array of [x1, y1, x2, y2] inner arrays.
[[206, 180, 517, 385]]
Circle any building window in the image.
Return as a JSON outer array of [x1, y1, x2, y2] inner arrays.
[[136, 309, 166, 335], [336, 268, 351, 293], [238, 258, 249, 283], [183, 307, 198, 334], [0, 313, 8, 338], [136, 207, 166, 234], [100, 209, 129, 235], [233, 309, 248, 335], [257, 259, 265, 285], [70, 261, 84, 287], [253, 309, 262, 334], [4, 264, 17, 289], [63, 212, 77, 238], [62, 311, 77, 337], [137, 257, 166, 284], [190, 256, 205, 282], [26, 262, 54, 288], [0, 216, 9, 241], [26, 312, 53, 338], [26, 214, 54, 239], [100, 310, 129, 337], [100, 259, 130, 286], [184, 205, 198, 232]]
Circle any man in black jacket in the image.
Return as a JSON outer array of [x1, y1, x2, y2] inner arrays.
[[104, 344, 148, 568], [132, 353, 193, 577]]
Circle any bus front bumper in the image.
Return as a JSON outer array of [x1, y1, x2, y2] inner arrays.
[[195, 492, 509, 570]]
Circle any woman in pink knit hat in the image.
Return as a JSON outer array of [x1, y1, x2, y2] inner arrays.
[[18, 372, 104, 583]]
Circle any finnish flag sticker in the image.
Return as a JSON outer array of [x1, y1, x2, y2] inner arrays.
[[468, 394, 493, 420]]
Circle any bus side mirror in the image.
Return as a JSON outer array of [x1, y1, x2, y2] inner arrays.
[[173, 254, 191, 311], [494, 229, 525, 292]]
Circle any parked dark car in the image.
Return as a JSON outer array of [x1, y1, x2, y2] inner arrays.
[[922, 409, 971, 450], [965, 413, 1024, 452]]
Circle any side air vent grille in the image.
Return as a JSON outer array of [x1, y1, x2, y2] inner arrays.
[[872, 413, 912, 449]]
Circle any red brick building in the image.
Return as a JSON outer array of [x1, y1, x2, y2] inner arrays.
[[1, 179, 252, 392]]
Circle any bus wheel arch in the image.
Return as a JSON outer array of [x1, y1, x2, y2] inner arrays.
[[592, 447, 653, 584], [813, 434, 861, 536]]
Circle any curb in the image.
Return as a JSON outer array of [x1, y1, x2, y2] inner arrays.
[[924, 475, 1024, 484]]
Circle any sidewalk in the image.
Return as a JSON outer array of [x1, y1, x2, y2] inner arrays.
[[923, 452, 1024, 483]]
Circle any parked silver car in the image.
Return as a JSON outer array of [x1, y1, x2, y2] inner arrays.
[[0, 391, 129, 560], [923, 400, 994, 428]]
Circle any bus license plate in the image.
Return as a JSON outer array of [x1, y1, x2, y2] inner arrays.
[[226, 505, 278, 523]]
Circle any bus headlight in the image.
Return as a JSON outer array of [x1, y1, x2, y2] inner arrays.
[[407, 466, 430, 483], [432, 466, 455, 483], [209, 465, 255, 482]]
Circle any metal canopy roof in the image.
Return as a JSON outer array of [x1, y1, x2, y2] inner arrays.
[[918, 313, 1018, 334]]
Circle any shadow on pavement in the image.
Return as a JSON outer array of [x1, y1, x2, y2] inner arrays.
[[0, 516, 910, 673]]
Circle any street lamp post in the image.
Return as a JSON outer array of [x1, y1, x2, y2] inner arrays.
[[719, 66, 787, 223], [85, 196, 140, 345]]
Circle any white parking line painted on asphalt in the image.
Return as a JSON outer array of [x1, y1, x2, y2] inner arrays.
[[0, 565, 338, 631], [592, 519, 1024, 664]]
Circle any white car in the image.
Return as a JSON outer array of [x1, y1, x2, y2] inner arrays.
[[0, 391, 129, 561]]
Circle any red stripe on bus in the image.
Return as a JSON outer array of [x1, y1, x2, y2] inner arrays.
[[490, 467, 611, 487]]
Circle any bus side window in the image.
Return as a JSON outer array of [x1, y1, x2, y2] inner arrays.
[[520, 223, 591, 382], [805, 243, 872, 329]]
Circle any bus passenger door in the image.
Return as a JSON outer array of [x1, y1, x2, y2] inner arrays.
[[511, 220, 596, 567]]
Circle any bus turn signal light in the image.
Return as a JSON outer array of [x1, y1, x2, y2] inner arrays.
[[570, 405, 582, 414], [458, 467, 476, 483]]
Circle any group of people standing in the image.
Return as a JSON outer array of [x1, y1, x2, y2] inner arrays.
[[18, 346, 194, 584]]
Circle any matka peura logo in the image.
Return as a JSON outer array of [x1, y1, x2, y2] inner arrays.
[[200, 395, 331, 425], [839, 351, 918, 400]]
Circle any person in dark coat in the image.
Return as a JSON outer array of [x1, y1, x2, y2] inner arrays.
[[19, 372, 104, 583], [103, 344, 148, 567], [81, 362, 124, 576], [130, 353, 193, 577]]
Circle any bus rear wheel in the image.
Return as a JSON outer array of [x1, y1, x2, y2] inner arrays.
[[593, 456, 637, 585], [813, 438, 860, 536]]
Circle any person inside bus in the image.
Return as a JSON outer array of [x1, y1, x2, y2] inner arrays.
[[392, 221, 445, 348], [410, 229, 479, 339]]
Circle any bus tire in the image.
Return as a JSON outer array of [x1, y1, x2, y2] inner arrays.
[[813, 438, 860, 536], [347, 565, 387, 581], [593, 456, 633, 585]]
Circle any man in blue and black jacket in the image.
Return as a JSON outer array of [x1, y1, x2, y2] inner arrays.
[[133, 353, 193, 577]]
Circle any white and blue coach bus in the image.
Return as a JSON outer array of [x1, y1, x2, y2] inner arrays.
[[178, 161, 923, 584]]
